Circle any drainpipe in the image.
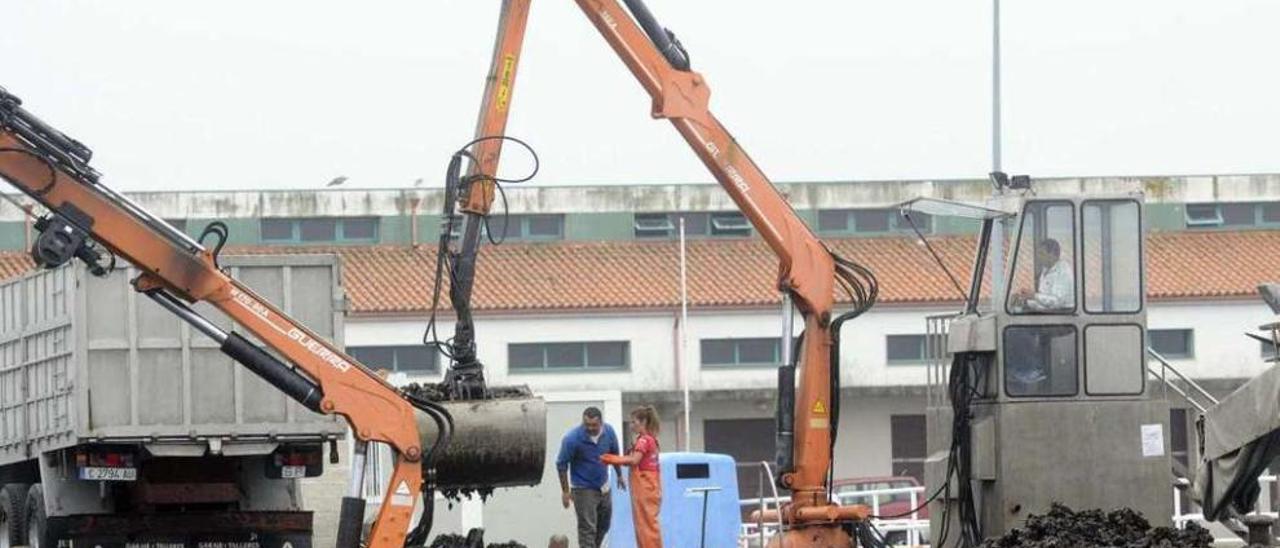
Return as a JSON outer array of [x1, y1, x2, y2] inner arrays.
[[409, 196, 421, 248], [22, 204, 33, 250]]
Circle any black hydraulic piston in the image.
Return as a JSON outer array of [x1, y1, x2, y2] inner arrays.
[[774, 363, 796, 487], [620, 0, 691, 71], [221, 332, 324, 413], [144, 289, 324, 413]]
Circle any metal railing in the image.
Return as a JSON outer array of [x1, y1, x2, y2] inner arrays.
[[1146, 348, 1219, 413], [926, 313, 962, 408], [737, 461, 787, 548], [737, 482, 930, 547], [1173, 475, 1277, 540]]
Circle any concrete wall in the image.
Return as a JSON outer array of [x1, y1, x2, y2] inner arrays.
[[346, 298, 1273, 396], [7, 174, 1280, 221], [1148, 300, 1274, 380]]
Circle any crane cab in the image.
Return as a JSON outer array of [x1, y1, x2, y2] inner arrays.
[[907, 191, 1173, 544]]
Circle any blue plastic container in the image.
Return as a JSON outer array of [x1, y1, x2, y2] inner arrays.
[[607, 452, 742, 548]]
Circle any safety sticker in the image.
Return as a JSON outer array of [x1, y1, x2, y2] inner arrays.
[[812, 399, 827, 415], [391, 481, 415, 507], [496, 55, 516, 112]]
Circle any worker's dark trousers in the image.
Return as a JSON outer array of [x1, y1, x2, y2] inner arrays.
[[571, 487, 612, 548]]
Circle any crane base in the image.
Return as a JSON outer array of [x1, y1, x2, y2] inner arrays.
[[766, 526, 853, 547]]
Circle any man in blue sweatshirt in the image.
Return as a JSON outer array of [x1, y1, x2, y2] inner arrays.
[[556, 406, 624, 548]]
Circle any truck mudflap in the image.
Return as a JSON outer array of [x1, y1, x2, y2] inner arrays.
[[47, 512, 311, 548]]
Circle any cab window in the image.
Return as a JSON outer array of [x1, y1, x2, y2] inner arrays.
[[1007, 202, 1076, 315], [1082, 200, 1142, 314]]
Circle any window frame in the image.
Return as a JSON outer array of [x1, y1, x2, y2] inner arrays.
[[815, 208, 934, 236], [347, 344, 440, 374], [634, 213, 676, 238], [1082, 323, 1146, 397], [1081, 199, 1144, 315], [488, 214, 566, 241], [885, 334, 943, 365], [1005, 201, 1078, 316], [507, 341, 631, 372], [1002, 324, 1080, 398], [1148, 328, 1195, 360], [260, 217, 381, 243], [709, 212, 752, 237], [701, 337, 785, 368]]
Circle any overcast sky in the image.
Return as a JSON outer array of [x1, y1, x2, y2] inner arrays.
[[3, 1, 1278, 191]]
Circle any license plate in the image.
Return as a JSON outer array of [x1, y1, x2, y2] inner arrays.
[[78, 467, 137, 481], [280, 466, 307, 479]]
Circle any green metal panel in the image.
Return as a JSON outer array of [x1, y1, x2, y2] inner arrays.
[[1145, 204, 1185, 232], [565, 212, 633, 241], [186, 219, 261, 246], [0, 221, 25, 250], [377, 215, 412, 245], [935, 216, 983, 235], [794, 209, 820, 231]]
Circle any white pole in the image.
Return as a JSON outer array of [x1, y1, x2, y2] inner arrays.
[[989, 0, 1007, 307], [679, 217, 691, 451], [992, 0, 1002, 173]]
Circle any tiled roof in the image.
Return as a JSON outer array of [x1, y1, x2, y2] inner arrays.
[[0, 230, 1275, 314]]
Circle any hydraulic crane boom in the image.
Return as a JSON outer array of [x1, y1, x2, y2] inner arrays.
[[0, 87, 549, 547], [446, 1, 879, 544], [570, 3, 878, 542]]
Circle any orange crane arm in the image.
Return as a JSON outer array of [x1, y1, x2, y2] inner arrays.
[[568, 0, 875, 536], [0, 89, 423, 548], [461, 0, 533, 216]]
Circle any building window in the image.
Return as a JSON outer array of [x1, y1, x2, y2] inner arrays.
[[890, 415, 926, 483], [260, 217, 380, 243], [632, 212, 749, 239], [348, 345, 438, 373], [702, 338, 784, 367], [262, 219, 294, 240], [300, 218, 337, 241], [1185, 202, 1280, 229], [634, 213, 676, 238], [816, 208, 932, 235], [710, 212, 751, 237], [1149, 329, 1194, 359], [508, 341, 629, 371], [886, 334, 943, 365], [488, 214, 564, 241]]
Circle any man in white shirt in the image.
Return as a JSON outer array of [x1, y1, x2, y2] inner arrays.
[[1012, 239, 1073, 312]]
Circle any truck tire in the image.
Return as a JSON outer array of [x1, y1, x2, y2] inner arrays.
[[0, 484, 28, 548], [25, 485, 46, 548]]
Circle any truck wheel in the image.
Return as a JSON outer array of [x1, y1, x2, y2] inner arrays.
[[25, 485, 46, 548], [0, 484, 28, 548]]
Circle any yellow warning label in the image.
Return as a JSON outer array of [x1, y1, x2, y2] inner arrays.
[[812, 400, 827, 415], [496, 55, 516, 112]]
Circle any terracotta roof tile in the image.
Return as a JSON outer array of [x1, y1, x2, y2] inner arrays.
[[0, 230, 1275, 314]]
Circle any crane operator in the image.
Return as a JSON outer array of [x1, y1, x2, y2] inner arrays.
[[1011, 238, 1073, 312]]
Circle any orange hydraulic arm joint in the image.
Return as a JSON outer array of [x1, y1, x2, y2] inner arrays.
[[441, 0, 533, 398], [0, 88, 427, 548], [574, 0, 879, 540]]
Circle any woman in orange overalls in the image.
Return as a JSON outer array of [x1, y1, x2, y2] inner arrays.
[[602, 406, 663, 548]]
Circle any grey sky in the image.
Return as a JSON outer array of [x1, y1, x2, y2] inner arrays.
[[3, 1, 1278, 191]]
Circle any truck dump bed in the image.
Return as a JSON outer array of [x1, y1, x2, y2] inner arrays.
[[0, 254, 347, 464]]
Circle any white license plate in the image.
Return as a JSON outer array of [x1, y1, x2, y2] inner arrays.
[[78, 466, 137, 481], [280, 465, 307, 479]]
